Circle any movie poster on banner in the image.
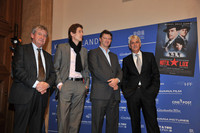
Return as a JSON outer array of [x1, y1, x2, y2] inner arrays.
[[155, 21, 197, 76]]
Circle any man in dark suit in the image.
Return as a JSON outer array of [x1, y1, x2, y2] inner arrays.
[[179, 23, 190, 46], [122, 35, 160, 133], [54, 23, 89, 133], [163, 23, 181, 52], [88, 30, 122, 133], [9, 25, 56, 133]]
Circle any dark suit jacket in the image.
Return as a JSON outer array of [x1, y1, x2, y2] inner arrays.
[[122, 51, 160, 99], [88, 47, 122, 101], [9, 43, 56, 106], [164, 35, 183, 52]]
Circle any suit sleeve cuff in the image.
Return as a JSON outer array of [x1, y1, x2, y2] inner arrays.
[[117, 78, 120, 83], [57, 82, 63, 89], [32, 80, 39, 88]]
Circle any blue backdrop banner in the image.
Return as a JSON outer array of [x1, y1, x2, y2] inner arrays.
[[48, 17, 199, 133]]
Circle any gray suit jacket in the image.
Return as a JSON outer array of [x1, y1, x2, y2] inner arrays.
[[54, 43, 89, 87], [88, 47, 122, 101]]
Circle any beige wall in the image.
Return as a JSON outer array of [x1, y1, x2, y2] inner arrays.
[[52, 0, 200, 41], [52, 0, 200, 64], [22, 0, 53, 53]]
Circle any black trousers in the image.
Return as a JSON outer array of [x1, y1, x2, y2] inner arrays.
[[126, 88, 160, 133], [13, 90, 46, 133], [91, 94, 119, 133]]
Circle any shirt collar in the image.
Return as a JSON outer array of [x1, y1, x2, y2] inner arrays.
[[99, 46, 110, 54], [132, 50, 142, 56], [32, 42, 42, 50]]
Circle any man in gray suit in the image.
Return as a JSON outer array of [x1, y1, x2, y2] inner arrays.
[[88, 30, 122, 133], [54, 23, 90, 133]]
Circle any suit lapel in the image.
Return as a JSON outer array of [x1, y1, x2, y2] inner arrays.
[[109, 53, 114, 67], [65, 44, 71, 68], [27, 44, 37, 77], [141, 52, 146, 73], [43, 50, 49, 76], [80, 48, 85, 67], [128, 54, 139, 74], [97, 47, 111, 67], [128, 54, 137, 69], [28, 44, 37, 69]]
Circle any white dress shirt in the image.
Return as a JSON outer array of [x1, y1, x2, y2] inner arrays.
[[32, 43, 46, 88]]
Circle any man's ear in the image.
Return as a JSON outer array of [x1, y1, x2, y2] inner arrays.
[[128, 44, 131, 48], [31, 33, 34, 39], [70, 32, 74, 37]]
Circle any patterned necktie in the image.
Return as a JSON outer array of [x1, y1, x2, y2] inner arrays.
[[135, 54, 142, 74], [37, 49, 45, 81]]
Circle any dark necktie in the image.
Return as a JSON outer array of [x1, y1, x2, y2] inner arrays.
[[184, 39, 188, 45], [135, 54, 142, 74], [37, 49, 45, 81]]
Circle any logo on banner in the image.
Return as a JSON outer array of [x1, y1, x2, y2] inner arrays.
[[119, 52, 131, 57], [120, 116, 131, 120], [133, 30, 145, 39], [172, 99, 192, 106], [157, 117, 190, 124], [157, 108, 181, 113], [184, 82, 193, 86], [85, 98, 91, 104], [53, 44, 58, 51], [85, 113, 91, 119], [83, 38, 99, 46], [81, 121, 91, 125], [120, 99, 127, 104], [159, 125, 173, 132], [159, 89, 182, 95], [118, 123, 127, 128], [84, 106, 91, 110], [119, 106, 127, 112]]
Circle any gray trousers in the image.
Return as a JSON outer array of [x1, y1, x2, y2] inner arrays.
[[57, 80, 86, 133]]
